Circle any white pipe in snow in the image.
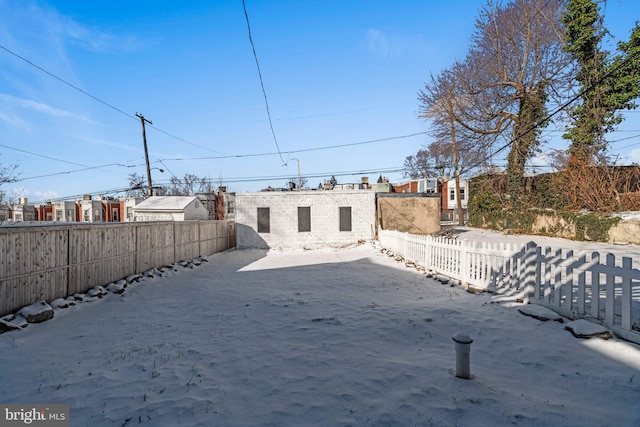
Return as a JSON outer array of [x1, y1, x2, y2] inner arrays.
[[453, 332, 473, 379]]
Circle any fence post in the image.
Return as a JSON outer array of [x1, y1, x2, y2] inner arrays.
[[66, 227, 71, 297], [523, 241, 537, 304], [534, 246, 542, 300], [621, 257, 632, 331], [564, 250, 573, 310], [553, 249, 562, 307], [173, 222, 177, 264], [591, 252, 601, 318], [577, 253, 586, 315], [403, 232, 407, 266], [461, 240, 470, 286], [606, 253, 615, 327]]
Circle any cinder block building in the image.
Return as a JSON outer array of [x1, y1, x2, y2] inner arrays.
[[235, 191, 376, 249]]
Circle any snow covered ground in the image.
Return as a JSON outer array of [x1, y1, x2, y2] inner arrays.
[[1, 232, 639, 426], [455, 226, 640, 260]]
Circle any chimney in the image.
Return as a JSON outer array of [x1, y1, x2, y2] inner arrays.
[[18, 197, 28, 205], [83, 194, 92, 201]]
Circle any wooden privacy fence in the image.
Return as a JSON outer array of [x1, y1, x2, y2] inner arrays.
[[0, 220, 236, 316], [379, 229, 640, 344]]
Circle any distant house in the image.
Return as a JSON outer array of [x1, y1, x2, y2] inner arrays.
[[121, 197, 143, 222], [132, 196, 209, 221], [393, 177, 468, 223], [79, 195, 104, 222], [53, 201, 77, 222], [442, 177, 468, 223], [333, 182, 369, 191], [10, 198, 36, 222], [0, 205, 10, 221], [102, 198, 121, 222], [393, 177, 440, 195], [195, 190, 235, 221], [36, 202, 54, 221]]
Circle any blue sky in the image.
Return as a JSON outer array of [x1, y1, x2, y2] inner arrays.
[[0, 0, 639, 203]]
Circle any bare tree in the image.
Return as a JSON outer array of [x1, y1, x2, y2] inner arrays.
[[126, 172, 150, 198], [453, 0, 572, 206], [403, 143, 452, 180], [418, 65, 496, 224], [0, 160, 19, 204], [286, 177, 308, 190], [167, 174, 210, 196]]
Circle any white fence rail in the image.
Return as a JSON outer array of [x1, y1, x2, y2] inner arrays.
[[379, 229, 640, 343]]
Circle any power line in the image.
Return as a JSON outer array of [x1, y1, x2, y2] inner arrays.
[[27, 185, 139, 205], [3, 130, 425, 183], [242, 0, 286, 164], [147, 125, 222, 153], [0, 142, 96, 169], [14, 163, 141, 182], [418, 0, 563, 174], [25, 166, 411, 205], [609, 134, 640, 151], [154, 166, 410, 185], [157, 131, 428, 162], [0, 42, 219, 154], [460, 47, 640, 175], [0, 43, 136, 120]]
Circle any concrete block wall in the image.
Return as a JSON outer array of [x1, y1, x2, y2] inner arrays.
[[235, 191, 376, 249]]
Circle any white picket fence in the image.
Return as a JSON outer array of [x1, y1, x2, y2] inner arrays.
[[379, 229, 640, 344]]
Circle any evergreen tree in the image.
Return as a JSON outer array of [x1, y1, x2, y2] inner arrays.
[[562, 0, 640, 163]]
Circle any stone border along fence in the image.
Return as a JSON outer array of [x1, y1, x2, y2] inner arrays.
[[379, 229, 640, 345], [0, 220, 235, 317]]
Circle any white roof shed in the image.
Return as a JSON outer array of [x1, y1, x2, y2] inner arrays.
[[132, 196, 209, 221]]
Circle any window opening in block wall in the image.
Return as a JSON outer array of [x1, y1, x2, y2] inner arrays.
[[257, 207, 270, 233], [298, 207, 311, 232], [339, 206, 352, 232]]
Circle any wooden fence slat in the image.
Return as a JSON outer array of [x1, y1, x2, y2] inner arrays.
[[0, 220, 235, 316]]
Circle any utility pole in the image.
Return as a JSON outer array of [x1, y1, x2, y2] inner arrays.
[[292, 158, 301, 192], [136, 113, 154, 197]]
